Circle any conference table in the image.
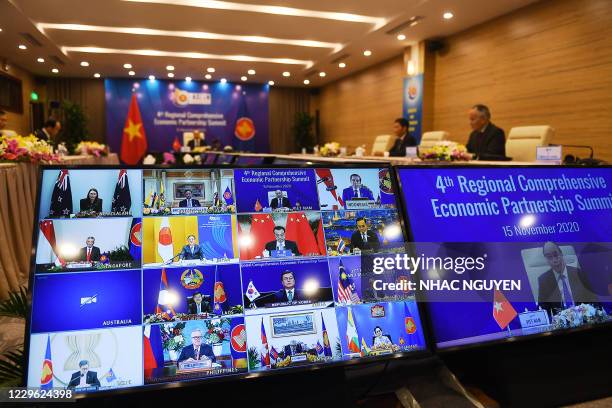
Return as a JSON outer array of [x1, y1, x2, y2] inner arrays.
[[0, 153, 119, 299]]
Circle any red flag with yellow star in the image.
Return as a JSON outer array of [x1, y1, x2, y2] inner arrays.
[[120, 93, 148, 164]]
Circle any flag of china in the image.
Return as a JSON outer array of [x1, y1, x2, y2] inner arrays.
[[240, 214, 275, 260], [285, 212, 320, 256], [493, 289, 517, 329], [120, 93, 148, 164]]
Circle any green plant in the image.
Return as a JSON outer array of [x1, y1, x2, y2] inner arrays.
[[108, 245, 133, 262], [61, 100, 89, 153], [247, 346, 260, 370], [292, 111, 315, 152], [0, 286, 28, 386]]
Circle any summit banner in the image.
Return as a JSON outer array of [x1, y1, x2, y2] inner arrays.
[[105, 79, 269, 155]]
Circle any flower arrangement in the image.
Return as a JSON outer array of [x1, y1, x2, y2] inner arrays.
[[0, 134, 61, 163], [76, 141, 108, 157], [319, 142, 341, 157], [419, 141, 472, 162], [204, 318, 230, 344], [161, 322, 187, 351], [552, 303, 608, 329]]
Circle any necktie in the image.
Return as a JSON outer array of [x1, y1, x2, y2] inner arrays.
[[560, 275, 574, 308], [354, 189, 359, 198], [197, 303, 201, 314], [188, 199, 192, 207], [195, 348, 199, 360], [362, 233, 367, 243], [87, 248, 91, 262], [288, 290, 293, 302]]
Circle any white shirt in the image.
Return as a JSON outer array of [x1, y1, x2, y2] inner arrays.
[[78, 374, 88, 387], [362, 233, 368, 242], [276, 241, 285, 250], [373, 335, 392, 347], [554, 266, 574, 305]]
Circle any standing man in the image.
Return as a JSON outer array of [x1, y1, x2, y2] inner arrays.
[[388, 118, 417, 157], [466, 104, 506, 159]]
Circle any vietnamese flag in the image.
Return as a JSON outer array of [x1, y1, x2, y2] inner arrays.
[[120, 93, 148, 164], [240, 214, 275, 260], [285, 212, 320, 256], [493, 289, 518, 330]]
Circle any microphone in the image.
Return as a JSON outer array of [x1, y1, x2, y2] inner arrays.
[[163, 253, 182, 265]]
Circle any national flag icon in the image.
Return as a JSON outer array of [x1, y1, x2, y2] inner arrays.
[[260, 319, 270, 367], [111, 169, 132, 213], [316, 341, 323, 355], [105, 368, 117, 383], [245, 280, 260, 302], [234, 92, 256, 151], [158, 180, 166, 208], [49, 169, 73, 218], [399, 336, 405, 346], [213, 266, 227, 315], [404, 301, 418, 334], [337, 239, 346, 254], [143, 325, 159, 371], [40, 335, 53, 390], [172, 136, 181, 152], [157, 217, 174, 263], [155, 268, 176, 320], [99, 253, 110, 265], [223, 186, 234, 205], [360, 338, 371, 355], [337, 259, 355, 304], [270, 346, 279, 361], [254, 198, 263, 212], [39, 220, 66, 267], [321, 313, 333, 357], [493, 289, 518, 330], [120, 93, 148, 165], [346, 307, 360, 354], [129, 218, 142, 262]]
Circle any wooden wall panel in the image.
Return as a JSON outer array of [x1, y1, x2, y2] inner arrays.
[[315, 56, 404, 149], [431, 0, 612, 161]]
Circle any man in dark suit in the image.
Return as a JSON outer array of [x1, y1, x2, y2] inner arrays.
[[177, 329, 216, 364], [270, 190, 291, 209], [179, 189, 201, 208], [264, 226, 300, 256], [187, 130, 207, 149], [179, 235, 204, 260], [537, 241, 598, 316], [78, 236, 101, 262], [388, 118, 417, 157], [188, 292, 212, 314], [34, 119, 61, 146], [273, 270, 306, 303], [68, 360, 101, 389], [466, 104, 506, 159], [350, 217, 381, 251], [342, 174, 374, 205]]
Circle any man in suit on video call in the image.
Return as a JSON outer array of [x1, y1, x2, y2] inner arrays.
[[270, 190, 291, 209], [177, 329, 216, 364], [179, 189, 201, 208], [537, 241, 598, 315], [350, 217, 381, 252], [68, 360, 100, 389], [264, 226, 300, 256], [273, 270, 306, 303], [342, 174, 374, 205], [188, 292, 212, 314], [78, 236, 101, 262], [179, 235, 204, 260]]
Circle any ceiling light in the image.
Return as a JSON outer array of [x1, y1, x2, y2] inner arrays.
[[303, 79, 310, 85], [319, 72, 326, 77], [38, 23, 342, 51], [128, 70, 135, 76], [166, 65, 175, 71], [443, 12, 454, 20], [205, 74, 212, 79], [62, 47, 314, 68], [247, 69, 256, 75], [93, 73, 101, 78], [18, 44, 27, 50], [220, 78, 227, 83], [282, 71, 290, 77], [167, 72, 174, 78], [268, 80, 274, 86], [338, 62, 346, 68], [363, 50, 372, 56], [122, 0, 387, 28], [241, 76, 247, 81], [149, 75, 156, 80], [397, 34, 406, 41], [123, 63, 132, 69], [51, 68, 59, 73], [37, 57, 45, 63], [207, 67, 215, 73], [185, 76, 192, 82], [80, 61, 90, 67]]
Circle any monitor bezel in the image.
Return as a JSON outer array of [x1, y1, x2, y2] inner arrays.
[[23, 163, 432, 399], [393, 164, 612, 353]]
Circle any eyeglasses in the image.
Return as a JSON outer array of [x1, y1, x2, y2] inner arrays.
[[191, 336, 202, 340]]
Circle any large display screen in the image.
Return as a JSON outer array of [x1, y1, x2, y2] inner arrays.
[[26, 166, 427, 395], [397, 166, 612, 350]]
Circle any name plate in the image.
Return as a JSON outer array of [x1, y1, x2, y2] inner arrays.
[[405, 146, 418, 158], [67, 262, 92, 269], [270, 249, 292, 258], [290, 354, 307, 363], [536, 146, 562, 164], [171, 207, 207, 215], [345, 199, 376, 209], [519, 310, 550, 328], [178, 359, 212, 371]]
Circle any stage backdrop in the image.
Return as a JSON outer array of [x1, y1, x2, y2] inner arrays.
[[105, 79, 269, 155]]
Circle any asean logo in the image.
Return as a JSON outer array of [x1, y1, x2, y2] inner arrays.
[[231, 324, 247, 352], [407, 80, 419, 100], [223, 190, 232, 201], [130, 222, 142, 247], [180, 268, 204, 289], [234, 117, 256, 141], [378, 169, 393, 194], [405, 316, 417, 334]]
